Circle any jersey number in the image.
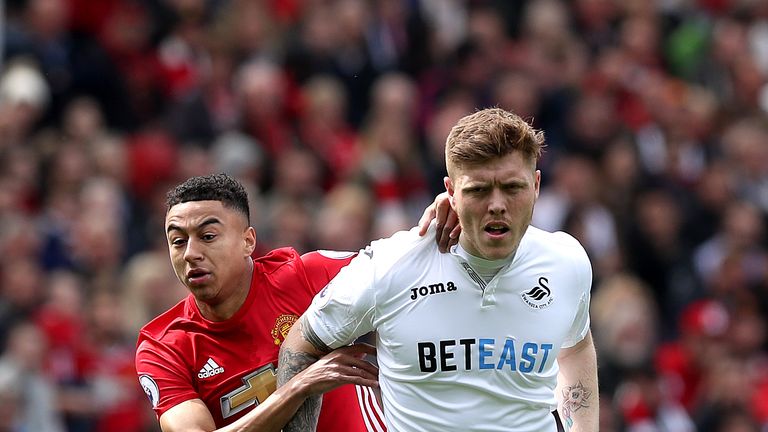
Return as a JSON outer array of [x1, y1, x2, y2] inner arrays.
[[220, 364, 277, 419]]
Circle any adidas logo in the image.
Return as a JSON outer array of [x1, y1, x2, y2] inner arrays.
[[198, 358, 225, 379]]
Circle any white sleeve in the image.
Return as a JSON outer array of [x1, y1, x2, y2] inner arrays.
[[563, 290, 591, 348], [562, 244, 593, 348], [303, 249, 377, 350]]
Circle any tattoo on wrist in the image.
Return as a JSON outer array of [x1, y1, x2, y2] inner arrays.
[[561, 381, 592, 429]]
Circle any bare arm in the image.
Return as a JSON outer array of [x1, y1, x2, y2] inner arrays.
[[417, 190, 460, 253], [556, 330, 598, 432], [276, 319, 329, 432], [278, 317, 357, 432], [158, 384, 314, 432], [158, 341, 378, 432]]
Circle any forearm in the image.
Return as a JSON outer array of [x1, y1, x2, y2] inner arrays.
[[217, 379, 311, 432], [277, 346, 323, 432], [276, 318, 330, 432], [556, 331, 598, 432], [159, 386, 313, 432]]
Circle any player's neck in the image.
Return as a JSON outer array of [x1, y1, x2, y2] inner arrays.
[[453, 243, 514, 282], [197, 259, 254, 322]]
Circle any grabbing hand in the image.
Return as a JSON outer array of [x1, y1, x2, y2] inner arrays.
[[296, 344, 379, 396], [417, 192, 460, 253]]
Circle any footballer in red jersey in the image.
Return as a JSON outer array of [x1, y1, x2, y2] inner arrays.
[[135, 174, 385, 432], [135, 173, 454, 432], [136, 248, 384, 430]]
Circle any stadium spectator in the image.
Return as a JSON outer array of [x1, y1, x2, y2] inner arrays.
[[0, 321, 65, 431]]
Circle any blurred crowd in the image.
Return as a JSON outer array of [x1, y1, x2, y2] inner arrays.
[[1, 0, 768, 431]]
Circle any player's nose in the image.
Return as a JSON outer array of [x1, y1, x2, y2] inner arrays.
[[183, 239, 204, 262]]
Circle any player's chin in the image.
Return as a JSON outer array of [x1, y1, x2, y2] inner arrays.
[[480, 244, 516, 261], [187, 282, 216, 298]]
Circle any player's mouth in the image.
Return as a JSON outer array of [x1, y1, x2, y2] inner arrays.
[[186, 268, 211, 285], [484, 222, 510, 239]]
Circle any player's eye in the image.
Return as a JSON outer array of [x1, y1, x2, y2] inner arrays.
[[202, 234, 216, 241], [170, 238, 187, 247]]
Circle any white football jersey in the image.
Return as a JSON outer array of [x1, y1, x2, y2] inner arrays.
[[305, 224, 592, 432]]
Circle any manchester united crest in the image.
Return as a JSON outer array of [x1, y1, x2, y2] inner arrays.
[[271, 314, 298, 345]]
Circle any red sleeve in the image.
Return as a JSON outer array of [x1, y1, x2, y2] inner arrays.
[[300, 250, 357, 295], [135, 334, 198, 420]]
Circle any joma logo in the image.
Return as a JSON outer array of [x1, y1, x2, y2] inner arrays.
[[410, 281, 457, 300]]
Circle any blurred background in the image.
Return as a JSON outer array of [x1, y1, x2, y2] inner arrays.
[[0, 0, 767, 430]]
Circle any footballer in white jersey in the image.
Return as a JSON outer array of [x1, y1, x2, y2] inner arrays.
[[302, 223, 592, 432]]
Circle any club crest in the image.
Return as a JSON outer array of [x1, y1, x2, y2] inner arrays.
[[271, 314, 298, 345], [521, 277, 554, 309]]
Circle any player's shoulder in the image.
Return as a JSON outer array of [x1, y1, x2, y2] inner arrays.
[[301, 249, 358, 268], [253, 247, 302, 275], [525, 226, 590, 263], [137, 296, 194, 349], [255, 246, 358, 278], [354, 224, 438, 281], [521, 226, 592, 292], [368, 224, 434, 257]]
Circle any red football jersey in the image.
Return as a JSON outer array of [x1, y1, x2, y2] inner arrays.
[[135, 248, 385, 431]]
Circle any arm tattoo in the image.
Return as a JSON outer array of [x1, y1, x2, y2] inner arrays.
[[561, 381, 592, 430], [277, 347, 322, 432], [300, 315, 332, 354], [285, 396, 321, 432], [277, 317, 328, 432]]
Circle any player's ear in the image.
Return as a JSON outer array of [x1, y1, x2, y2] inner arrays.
[[534, 170, 541, 200], [243, 226, 257, 256], [444, 176, 454, 196], [443, 176, 456, 209]]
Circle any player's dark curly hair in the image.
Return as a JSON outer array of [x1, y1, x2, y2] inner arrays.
[[166, 173, 250, 222]]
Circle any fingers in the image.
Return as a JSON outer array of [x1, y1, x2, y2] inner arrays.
[[301, 364, 378, 395], [334, 357, 379, 378], [301, 345, 380, 394], [446, 225, 460, 251], [333, 343, 376, 358], [327, 365, 379, 389], [324, 346, 378, 376], [420, 192, 452, 237], [437, 210, 459, 253], [417, 203, 436, 236], [449, 223, 462, 240], [418, 192, 460, 251], [434, 193, 451, 228]]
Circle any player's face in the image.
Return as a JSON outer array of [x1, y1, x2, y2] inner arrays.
[[446, 151, 540, 260], [165, 200, 255, 303]]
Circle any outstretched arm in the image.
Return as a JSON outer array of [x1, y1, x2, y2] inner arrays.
[[159, 342, 377, 432], [556, 330, 599, 432], [417, 190, 461, 252]]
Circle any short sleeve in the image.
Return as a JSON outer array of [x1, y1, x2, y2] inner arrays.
[[135, 336, 197, 419], [562, 291, 591, 348], [303, 250, 377, 350], [300, 250, 357, 295], [562, 247, 593, 348]]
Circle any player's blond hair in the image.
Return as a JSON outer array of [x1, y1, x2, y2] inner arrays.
[[445, 108, 545, 177]]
